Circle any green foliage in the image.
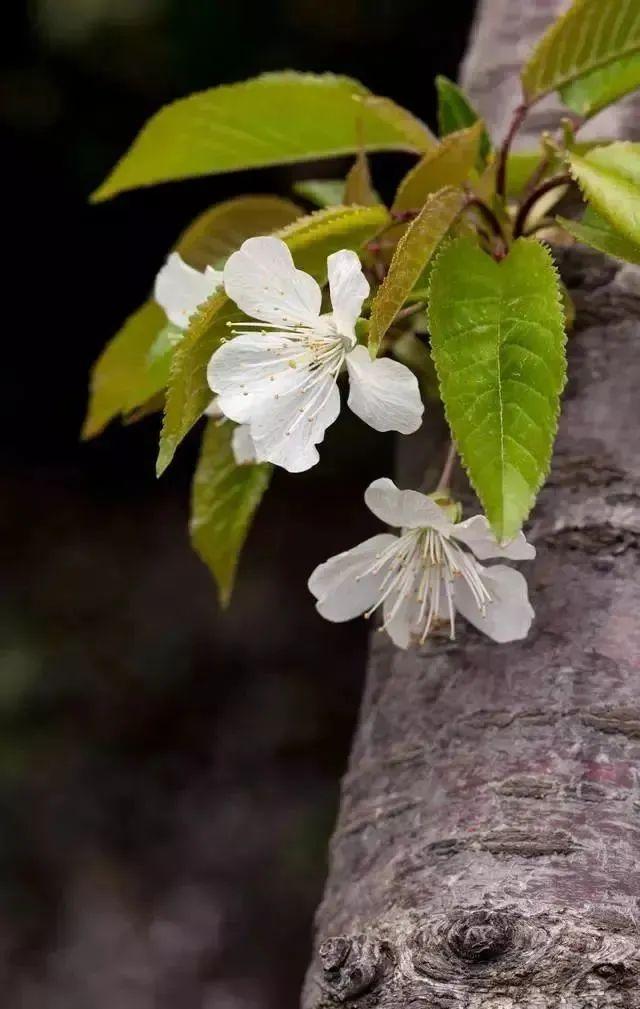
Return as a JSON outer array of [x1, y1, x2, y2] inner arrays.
[[145, 324, 184, 391], [522, 0, 640, 101], [505, 152, 544, 197], [568, 142, 640, 246], [82, 301, 166, 439], [561, 52, 640, 117], [435, 76, 491, 164], [157, 295, 236, 477], [368, 187, 465, 357], [92, 73, 435, 201], [279, 203, 389, 275], [82, 196, 301, 439], [428, 237, 566, 542], [158, 204, 390, 475], [190, 420, 272, 606], [293, 179, 345, 208], [557, 208, 640, 264], [393, 122, 483, 213], [175, 195, 301, 270], [86, 3, 640, 611], [344, 152, 380, 206]]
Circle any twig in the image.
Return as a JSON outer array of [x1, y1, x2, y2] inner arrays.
[[464, 197, 505, 240], [464, 197, 507, 258], [394, 302, 425, 322], [496, 103, 529, 201], [513, 173, 573, 238], [436, 441, 457, 493]]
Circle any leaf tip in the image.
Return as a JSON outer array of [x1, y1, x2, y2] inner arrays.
[[155, 443, 173, 478], [89, 179, 114, 204], [80, 417, 99, 441], [217, 582, 233, 610]]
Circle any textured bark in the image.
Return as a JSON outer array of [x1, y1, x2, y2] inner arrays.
[[302, 3, 640, 1008]]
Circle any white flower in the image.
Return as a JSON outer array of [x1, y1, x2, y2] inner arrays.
[[154, 252, 223, 329], [203, 398, 257, 466], [308, 478, 535, 648], [207, 237, 424, 473], [154, 253, 254, 467]]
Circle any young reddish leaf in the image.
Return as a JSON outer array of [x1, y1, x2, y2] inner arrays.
[[368, 187, 465, 357]]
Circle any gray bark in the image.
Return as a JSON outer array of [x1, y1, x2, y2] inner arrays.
[[302, 3, 640, 1008]]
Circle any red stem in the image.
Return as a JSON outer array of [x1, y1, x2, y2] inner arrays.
[[513, 173, 573, 237], [496, 103, 528, 201]]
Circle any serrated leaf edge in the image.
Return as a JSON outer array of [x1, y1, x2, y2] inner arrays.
[[427, 237, 567, 542]]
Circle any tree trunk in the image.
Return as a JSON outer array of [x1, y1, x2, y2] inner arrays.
[[302, 3, 640, 1008]]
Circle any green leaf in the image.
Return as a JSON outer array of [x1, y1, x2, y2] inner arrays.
[[82, 301, 166, 439], [368, 187, 465, 357], [175, 195, 301, 270], [393, 122, 484, 213], [435, 76, 491, 164], [522, 0, 640, 101], [428, 237, 566, 542], [278, 202, 389, 276], [293, 179, 346, 208], [561, 51, 640, 117], [344, 152, 380, 206], [158, 203, 389, 474], [82, 196, 300, 439], [190, 420, 272, 607], [144, 323, 185, 391], [568, 142, 640, 245], [557, 208, 640, 264], [91, 72, 435, 202]]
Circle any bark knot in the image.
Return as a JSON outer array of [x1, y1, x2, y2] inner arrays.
[[317, 933, 392, 1003], [448, 910, 513, 962], [592, 961, 630, 987]]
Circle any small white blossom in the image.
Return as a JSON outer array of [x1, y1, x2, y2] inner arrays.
[[207, 237, 424, 473], [154, 252, 223, 328], [308, 478, 535, 648], [155, 253, 254, 466]]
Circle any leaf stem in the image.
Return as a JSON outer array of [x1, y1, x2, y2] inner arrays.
[[394, 301, 425, 322], [496, 102, 529, 201], [436, 441, 457, 493], [513, 172, 573, 238], [464, 196, 507, 258], [464, 197, 505, 240]]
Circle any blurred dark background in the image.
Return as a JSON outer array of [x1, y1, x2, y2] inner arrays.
[[3, 2, 476, 1006]]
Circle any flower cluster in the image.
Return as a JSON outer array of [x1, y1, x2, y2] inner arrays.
[[155, 239, 535, 647]]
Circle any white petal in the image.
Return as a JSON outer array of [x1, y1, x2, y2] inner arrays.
[[454, 564, 534, 643], [250, 373, 340, 473], [208, 332, 314, 424], [223, 236, 323, 328], [154, 252, 222, 328], [364, 477, 451, 531], [382, 582, 418, 649], [309, 534, 398, 622], [451, 515, 536, 561], [346, 345, 424, 435], [231, 424, 256, 465], [327, 250, 369, 339]]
